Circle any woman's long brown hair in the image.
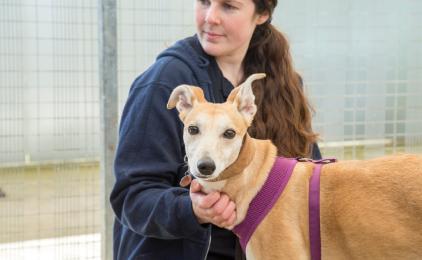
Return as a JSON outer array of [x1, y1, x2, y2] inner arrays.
[[243, 0, 318, 157]]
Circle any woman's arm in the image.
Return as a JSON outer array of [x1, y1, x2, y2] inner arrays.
[[110, 82, 208, 240]]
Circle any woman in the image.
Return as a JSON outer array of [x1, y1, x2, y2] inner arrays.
[[110, 0, 321, 259]]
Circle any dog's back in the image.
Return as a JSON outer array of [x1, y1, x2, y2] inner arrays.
[[248, 154, 422, 259], [321, 154, 422, 259]]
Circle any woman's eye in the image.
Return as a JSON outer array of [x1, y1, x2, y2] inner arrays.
[[223, 3, 236, 10], [198, 0, 210, 6], [188, 126, 200, 135], [223, 129, 236, 139]]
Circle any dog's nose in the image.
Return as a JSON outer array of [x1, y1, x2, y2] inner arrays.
[[197, 157, 216, 176]]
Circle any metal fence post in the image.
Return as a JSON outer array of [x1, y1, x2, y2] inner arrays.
[[98, 0, 117, 259]]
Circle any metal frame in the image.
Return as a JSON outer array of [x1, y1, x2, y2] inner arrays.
[[98, 0, 118, 259]]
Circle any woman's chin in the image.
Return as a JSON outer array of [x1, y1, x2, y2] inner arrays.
[[199, 39, 225, 57]]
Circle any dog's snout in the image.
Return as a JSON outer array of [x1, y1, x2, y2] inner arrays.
[[197, 157, 216, 176]]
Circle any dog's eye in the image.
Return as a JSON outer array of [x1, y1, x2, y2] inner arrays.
[[188, 125, 199, 135], [223, 129, 236, 139]]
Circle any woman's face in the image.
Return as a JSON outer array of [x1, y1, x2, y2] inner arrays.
[[195, 0, 268, 61]]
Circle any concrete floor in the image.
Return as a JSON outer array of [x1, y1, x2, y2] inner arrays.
[[0, 144, 421, 259], [0, 162, 100, 244], [0, 233, 100, 260]]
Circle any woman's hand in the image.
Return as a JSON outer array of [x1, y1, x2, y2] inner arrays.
[[190, 179, 237, 229]]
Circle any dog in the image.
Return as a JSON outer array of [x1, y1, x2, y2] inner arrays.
[[167, 73, 422, 259]]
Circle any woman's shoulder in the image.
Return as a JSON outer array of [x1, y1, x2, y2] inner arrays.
[[150, 36, 211, 87], [135, 36, 209, 89], [136, 57, 196, 89], [124, 36, 214, 107], [124, 59, 197, 109]]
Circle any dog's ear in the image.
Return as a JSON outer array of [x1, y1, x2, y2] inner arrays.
[[229, 73, 266, 124], [167, 84, 206, 116]]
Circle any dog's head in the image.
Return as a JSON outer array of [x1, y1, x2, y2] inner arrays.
[[167, 73, 266, 182]]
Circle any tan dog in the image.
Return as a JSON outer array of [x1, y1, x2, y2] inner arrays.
[[167, 73, 422, 259]]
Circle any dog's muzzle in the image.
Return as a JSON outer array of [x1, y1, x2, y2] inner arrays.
[[197, 157, 216, 177]]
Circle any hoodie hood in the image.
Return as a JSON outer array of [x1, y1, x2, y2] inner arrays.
[[156, 35, 212, 87]]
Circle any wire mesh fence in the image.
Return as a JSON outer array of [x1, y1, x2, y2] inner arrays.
[[0, 0, 421, 259], [275, 0, 422, 159], [0, 0, 100, 259]]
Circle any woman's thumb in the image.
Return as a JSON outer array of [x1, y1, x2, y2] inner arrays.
[[190, 179, 202, 192]]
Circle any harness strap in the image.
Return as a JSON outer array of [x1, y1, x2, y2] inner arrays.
[[233, 156, 337, 256], [304, 157, 336, 260], [309, 163, 322, 260], [233, 157, 298, 251]]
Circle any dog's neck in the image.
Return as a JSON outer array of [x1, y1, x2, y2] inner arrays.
[[208, 133, 255, 182], [198, 133, 278, 227], [219, 136, 278, 227]]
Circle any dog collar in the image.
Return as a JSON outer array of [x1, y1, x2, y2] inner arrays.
[[232, 156, 298, 250]]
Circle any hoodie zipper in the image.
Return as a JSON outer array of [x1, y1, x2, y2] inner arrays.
[[203, 227, 212, 260]]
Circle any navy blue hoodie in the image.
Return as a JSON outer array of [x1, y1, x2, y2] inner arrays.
[[110, 35, 322, 260], [111, 36, 235, 260]]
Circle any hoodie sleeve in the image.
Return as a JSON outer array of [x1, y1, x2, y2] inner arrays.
[[110, 75, 208, 240]]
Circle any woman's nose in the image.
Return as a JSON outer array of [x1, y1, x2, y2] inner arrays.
[[205, 5, 221, 25]]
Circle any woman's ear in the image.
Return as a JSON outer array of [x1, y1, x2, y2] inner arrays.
[[256, 12, 270, 25]]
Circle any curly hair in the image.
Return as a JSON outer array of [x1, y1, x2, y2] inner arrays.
[[243, 0, 318, 157]]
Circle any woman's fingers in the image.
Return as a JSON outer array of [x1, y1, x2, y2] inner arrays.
[[221, 211, 237, 229], [189, 180, 236, 228], [209, 195, 236, 228], [221, 201, 236, 220], [210, 193, 230, 215], [190, 179, 201, 192]]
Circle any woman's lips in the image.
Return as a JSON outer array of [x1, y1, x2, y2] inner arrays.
[[204, 31, 223, 41]]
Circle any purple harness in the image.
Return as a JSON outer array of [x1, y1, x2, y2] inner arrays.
[[232, 157, 337, 260]]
